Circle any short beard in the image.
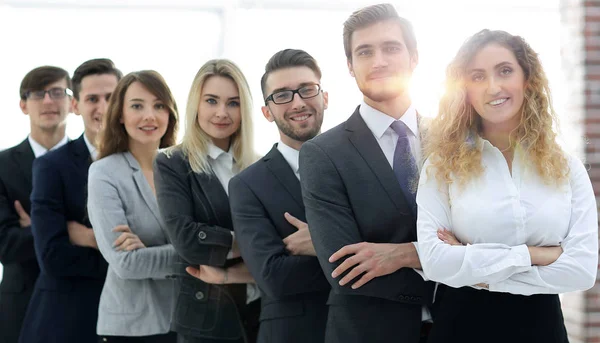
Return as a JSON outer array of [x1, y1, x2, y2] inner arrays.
[[274, 115, 321, 143]]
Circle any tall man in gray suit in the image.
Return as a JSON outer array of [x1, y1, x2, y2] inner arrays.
[[229, 49, 330, 343], [298, 4, 437, 343]]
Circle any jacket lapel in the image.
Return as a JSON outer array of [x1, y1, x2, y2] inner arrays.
[[71, 134, 92, 170], [193, 171, 233, 229], [124, 152, 164, 227], [346, 107, 414, 218], [265, 144, 304, 210], [13, 138, 34, 185]]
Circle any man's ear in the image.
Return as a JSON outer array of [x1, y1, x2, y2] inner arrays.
[[72, 97, 80, 116], [410, 51, 419, 71], [261, 105, 274, 122], [19, 100, 28, 115], [322, 91, 329, 110], [347, 59, 355, 77]]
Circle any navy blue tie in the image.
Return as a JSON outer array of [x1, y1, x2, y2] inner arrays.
[[390, 120, 418, 215]]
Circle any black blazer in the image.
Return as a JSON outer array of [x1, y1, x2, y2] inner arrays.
[[154, 148, 250, 341], [0, 139, 39, 343], [229, 145, 330, 343], [298, 107, 437, 343], [19, 135, 108, 343]]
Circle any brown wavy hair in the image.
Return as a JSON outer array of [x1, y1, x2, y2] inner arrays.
[[424, 29, 568, 187], [97, 70, 178, 159]]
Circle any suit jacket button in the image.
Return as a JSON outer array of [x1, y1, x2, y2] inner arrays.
[[198, 231, 207, 240], [195, 291, 205, 300]]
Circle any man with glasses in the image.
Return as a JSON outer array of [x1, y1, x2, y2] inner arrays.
[[19, 59, 121, 343], [0, 66, 71, 343], [227, 49, 330, 343]]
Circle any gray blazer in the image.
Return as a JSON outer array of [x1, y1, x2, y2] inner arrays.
[[87, 152, 178, 336]]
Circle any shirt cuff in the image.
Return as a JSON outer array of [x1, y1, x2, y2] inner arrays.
[[412, 241, 429, 281], [226, 231, 235, 260]]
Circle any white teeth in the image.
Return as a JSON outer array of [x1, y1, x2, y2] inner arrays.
[[140, 127, 156, 131], [489, 98, 508, 106], [291, 115, 309, 121]]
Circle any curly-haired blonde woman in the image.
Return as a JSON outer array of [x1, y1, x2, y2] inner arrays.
[[417, 29, 598, 343]]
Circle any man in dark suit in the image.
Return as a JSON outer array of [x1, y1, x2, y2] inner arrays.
[[298, 4, 438, 343], [229, 49, 330, 343], [19, 59, 122, 343], [0, 66, 71, 343]]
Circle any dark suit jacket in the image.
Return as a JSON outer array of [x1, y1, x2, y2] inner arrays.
[[298, 107, 437, 343], [229, 145, 330, 343], [154, 148, 253, 342], [0, 139, 39, 343], [19, 135, 108, 343]]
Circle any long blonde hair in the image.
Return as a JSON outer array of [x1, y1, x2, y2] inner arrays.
[[424, 29, 568, 186], [171, 59, 255, 174]]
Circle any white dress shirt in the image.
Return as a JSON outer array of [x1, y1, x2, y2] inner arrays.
[[83, 133, 98, 161], [276, 141, 300, 180], [417, 138, 598, 295], [207, 144, 260, 303], [28, 134, 69, 158], [359, 101, 432, 321]]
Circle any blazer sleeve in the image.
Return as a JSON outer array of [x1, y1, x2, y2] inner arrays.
[[299, 140, 425, 302], [154, 152, 232, 267], [488, 156, 598, 295], [30, 155, 107, 279], [87, 162, 179, 280], [0, 177, 36, 264], [229, 175, 329, 298]]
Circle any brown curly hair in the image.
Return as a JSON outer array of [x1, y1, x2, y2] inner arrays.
[[424, 29, 568, 187]]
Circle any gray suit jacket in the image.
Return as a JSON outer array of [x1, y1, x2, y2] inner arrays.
[[87, 152, 178, 336]]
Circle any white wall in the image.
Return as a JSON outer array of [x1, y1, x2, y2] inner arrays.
[[0, 0, 564, 279]]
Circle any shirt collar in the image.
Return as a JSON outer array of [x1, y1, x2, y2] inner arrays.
[[83, 133, 98, 161], [276, 141, 300, 174], [359, 100, 419, 139], [207, 143, 234, 162], [28, 134, 69, 158]]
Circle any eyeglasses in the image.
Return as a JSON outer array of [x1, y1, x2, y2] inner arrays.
[[25, 87, 73, 101], [265, 84, 321, 105]]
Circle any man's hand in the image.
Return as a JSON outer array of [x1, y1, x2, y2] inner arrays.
[[113, 225, 146, 251], [283, 212, 316, 256], [67, 221, 97, 249], [14, 200, 30, 228], [329, 242, 421, 289]]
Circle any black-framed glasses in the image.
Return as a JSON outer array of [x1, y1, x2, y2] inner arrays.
[[25, 87, 73, 101], [265, 84, 321, 105]]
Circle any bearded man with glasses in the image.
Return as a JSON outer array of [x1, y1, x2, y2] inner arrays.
[[0, 66, 72, 343]]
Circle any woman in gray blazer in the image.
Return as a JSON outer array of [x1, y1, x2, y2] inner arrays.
[[154, 60, 259, 343], [87, 70, 180, 343]]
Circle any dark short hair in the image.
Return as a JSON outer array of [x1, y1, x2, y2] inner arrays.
[[260, 49, 322, 100], [71, 58, 123, 100], [343, 3, 417, 61], [19, 66, 71, 100]]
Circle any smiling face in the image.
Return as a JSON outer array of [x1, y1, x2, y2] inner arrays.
[[465, 43, 526, 132], [73, 73, 119, 143], [347, 19, 417, 105], [20, 78, 71, 132], [262, 66, 328, 149], [197, 76, 241, 151], [120, 81, 170, 149]]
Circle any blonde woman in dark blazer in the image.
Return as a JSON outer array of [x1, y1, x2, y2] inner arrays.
[[87, 70, 179, 343], [154, 59, 259, 343]]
